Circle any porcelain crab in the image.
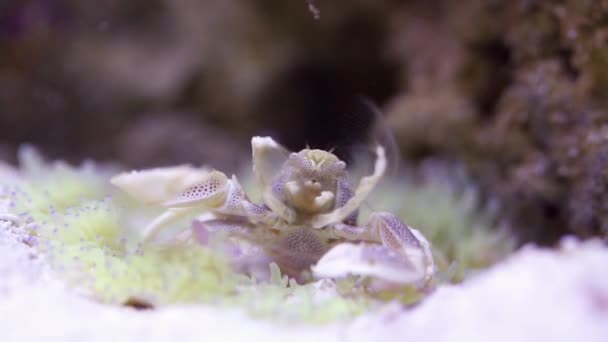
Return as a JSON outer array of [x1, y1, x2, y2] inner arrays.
[[111, 136, 435, 286]]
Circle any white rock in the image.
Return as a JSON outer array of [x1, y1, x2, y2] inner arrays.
[[349, 238, 608, 342]]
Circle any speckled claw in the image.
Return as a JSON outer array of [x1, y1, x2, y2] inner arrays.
[[312, 243, 429, 284], [113, 165, 266, 243], [162, 170, 230, 208], [313, 212, 435, 285], [110, 165, 213, 205]]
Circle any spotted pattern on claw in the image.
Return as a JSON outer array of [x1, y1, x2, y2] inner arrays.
[[373, 212, 421, 251], [335, 179, 352, 208], [226, 191, 242, 209], [158, 171, 232, 208], [219, 179, 245, 213], [179, 180, 221, 201]]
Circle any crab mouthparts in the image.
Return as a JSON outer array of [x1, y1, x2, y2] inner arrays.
[[285, 180, 335, 213]]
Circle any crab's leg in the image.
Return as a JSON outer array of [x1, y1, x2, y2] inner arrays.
[[192, 217, 275, 278], [141, 207, 200, 244], [192, 218, 254, 243], [142, 173, 270, 243], [314, 212, 435, 284], [334, 176, 358, 225]]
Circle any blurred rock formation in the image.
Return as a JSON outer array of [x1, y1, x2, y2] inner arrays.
[[2, 0, 608, 241]]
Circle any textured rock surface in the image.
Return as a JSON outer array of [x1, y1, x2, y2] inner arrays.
[[385, 1, 608, 241], [350, 238, 608, 341]]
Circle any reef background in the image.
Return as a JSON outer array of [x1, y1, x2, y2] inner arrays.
[[1, 0, 608, 243]]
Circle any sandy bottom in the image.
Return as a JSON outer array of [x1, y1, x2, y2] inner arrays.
[[1, 218, 607, 342]]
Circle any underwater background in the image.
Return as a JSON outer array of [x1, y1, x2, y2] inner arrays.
[[2, 0, 608, 247]]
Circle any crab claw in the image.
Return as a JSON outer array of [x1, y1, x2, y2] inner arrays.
[[312, 213, 435, 285], [110, 165, 214, 205], [311, 243, 430, 284], [161, 170, 230, 208]]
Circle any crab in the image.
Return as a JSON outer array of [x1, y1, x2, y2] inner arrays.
[[111, 136, 435, 286]]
